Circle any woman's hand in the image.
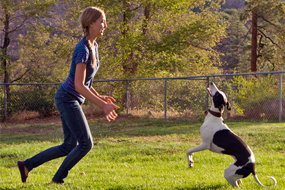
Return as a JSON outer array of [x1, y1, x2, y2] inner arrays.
[[102, 102, 120, 122], [74, 64, 119, 122], [98, 95, 119, 122], [99, 95, 116, 103]]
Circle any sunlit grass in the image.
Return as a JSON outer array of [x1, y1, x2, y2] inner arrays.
[[0, 118, 284, 189]]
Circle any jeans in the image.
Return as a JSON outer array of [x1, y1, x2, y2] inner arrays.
[[24, 86, 93, 183]]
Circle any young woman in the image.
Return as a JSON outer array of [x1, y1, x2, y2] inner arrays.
[[17, 7, 119, 184]]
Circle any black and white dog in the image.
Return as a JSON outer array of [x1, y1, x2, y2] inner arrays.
[[186, 82, 277, 188]]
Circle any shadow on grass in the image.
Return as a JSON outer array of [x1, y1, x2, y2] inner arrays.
[[0, 181, 230, 190], [90, 118, 201, 138], [102, 183, 229, 190], [1, 118, 202, 144], [0, 117, 277, 144], [175, 184, 229, 190]]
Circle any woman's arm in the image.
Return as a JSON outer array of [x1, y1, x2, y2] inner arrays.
[[74, 62, 119, 121], [90, 86, 117, 103], [90, 86, 100, 97], [75, 62, 106, 107]]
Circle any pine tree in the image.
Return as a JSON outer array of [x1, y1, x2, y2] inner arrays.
[[241, 0, 285, 72]]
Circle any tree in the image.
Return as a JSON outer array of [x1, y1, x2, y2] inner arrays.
[[58, 0, 226, 111], [218, 9, 251, 73], [18, 0, 226, 80], [71, 0, 227, 79], [0, 0, 57, 116], [241, 0, 285, 72], [1, 0, 227, 118]]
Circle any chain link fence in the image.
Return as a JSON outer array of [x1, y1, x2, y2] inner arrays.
[[1, 71, 285, 123]]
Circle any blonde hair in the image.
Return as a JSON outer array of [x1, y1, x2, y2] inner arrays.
[[80, 7, 104, 68]]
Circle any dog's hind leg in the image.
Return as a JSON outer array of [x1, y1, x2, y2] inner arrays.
[[186, 143, 209, 168], [237, 179, 242, 186], [224, 164, 243, 187]]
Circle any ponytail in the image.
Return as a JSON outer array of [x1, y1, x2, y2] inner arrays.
[[80, 7, 104, 68], [86, 39, 96, 68]]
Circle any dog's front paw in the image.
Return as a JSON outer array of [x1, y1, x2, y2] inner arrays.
[[187, 154, 194, 168], [189, 161, 194, 168], [188, 157, 194, 168]]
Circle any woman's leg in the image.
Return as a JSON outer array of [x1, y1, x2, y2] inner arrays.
[[23, 89, 78, 173], [23, 117, 77, 172], [51, 95, 93, 183]]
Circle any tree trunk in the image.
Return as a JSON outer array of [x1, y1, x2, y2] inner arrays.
[[3, 14, 10, 83], [2, 13, 11, 119], [122, 0, 130, 37], [251, 11, 258, 72], [143, 5, 150, 35]]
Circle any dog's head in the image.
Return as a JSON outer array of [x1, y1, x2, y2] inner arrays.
[[207, 82, 231, 112]]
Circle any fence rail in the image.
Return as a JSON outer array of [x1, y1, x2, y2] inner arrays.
[[1, 71, 285, 122]]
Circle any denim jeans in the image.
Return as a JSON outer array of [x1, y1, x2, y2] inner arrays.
[[24, 86, 93, 183]]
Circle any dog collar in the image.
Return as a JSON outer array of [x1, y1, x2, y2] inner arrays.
[[206, 109, 221, 117]]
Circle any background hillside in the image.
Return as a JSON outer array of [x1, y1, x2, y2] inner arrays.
[[221, 0, 245, 10]]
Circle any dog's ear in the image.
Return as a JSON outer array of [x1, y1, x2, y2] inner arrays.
[[218, 104, 224, 112], [226, 101, 231, 111]]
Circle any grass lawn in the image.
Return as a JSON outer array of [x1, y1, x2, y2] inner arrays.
[[0, 116, 284, 189]]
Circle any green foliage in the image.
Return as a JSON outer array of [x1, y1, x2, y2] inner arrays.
[[2, 0, 285, 84], [218, 9, 251, 73], [0, 0, 58, 82], [7, 85, 58, 117], [3, 0, 285, 122], [241, 0, 285, 72], [2, 0, 226, 122], [16, 25, 73, 83], [65, 0, 227, 80], [229, 75, 279, 115], [92, 79, 209, 118], [167, 80, 208, 115]]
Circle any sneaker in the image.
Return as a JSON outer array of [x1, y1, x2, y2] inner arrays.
[[17, 161, 28, 183]]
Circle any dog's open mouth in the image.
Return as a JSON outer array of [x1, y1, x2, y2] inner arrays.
[[207, 88, 212, 96]]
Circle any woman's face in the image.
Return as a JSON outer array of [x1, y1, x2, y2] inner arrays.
[[90, 13, 107, 38]]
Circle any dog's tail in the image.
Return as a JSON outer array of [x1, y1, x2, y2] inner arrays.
[[253, 174, 277, 187]]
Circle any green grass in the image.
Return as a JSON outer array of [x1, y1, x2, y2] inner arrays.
[[0, 117, 284, 189]]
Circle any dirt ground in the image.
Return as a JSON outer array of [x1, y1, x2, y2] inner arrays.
[[0, 114, 124, 126], [0, 113, 142, 135], [0, 114, 97, 135], [1, 114, 61, 126]]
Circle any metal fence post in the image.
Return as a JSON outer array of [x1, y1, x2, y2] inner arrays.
[[279, 73, 282, 122], [4, 84, 7, 121], [164, 79, 167, 121], [126, 80, 129, 114]]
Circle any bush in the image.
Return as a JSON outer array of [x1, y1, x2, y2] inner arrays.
[[8, 85, 58, 117], [228, 75, 280, 118]]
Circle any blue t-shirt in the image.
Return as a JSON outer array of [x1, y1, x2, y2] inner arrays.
[[61, 36, 100, 104]]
